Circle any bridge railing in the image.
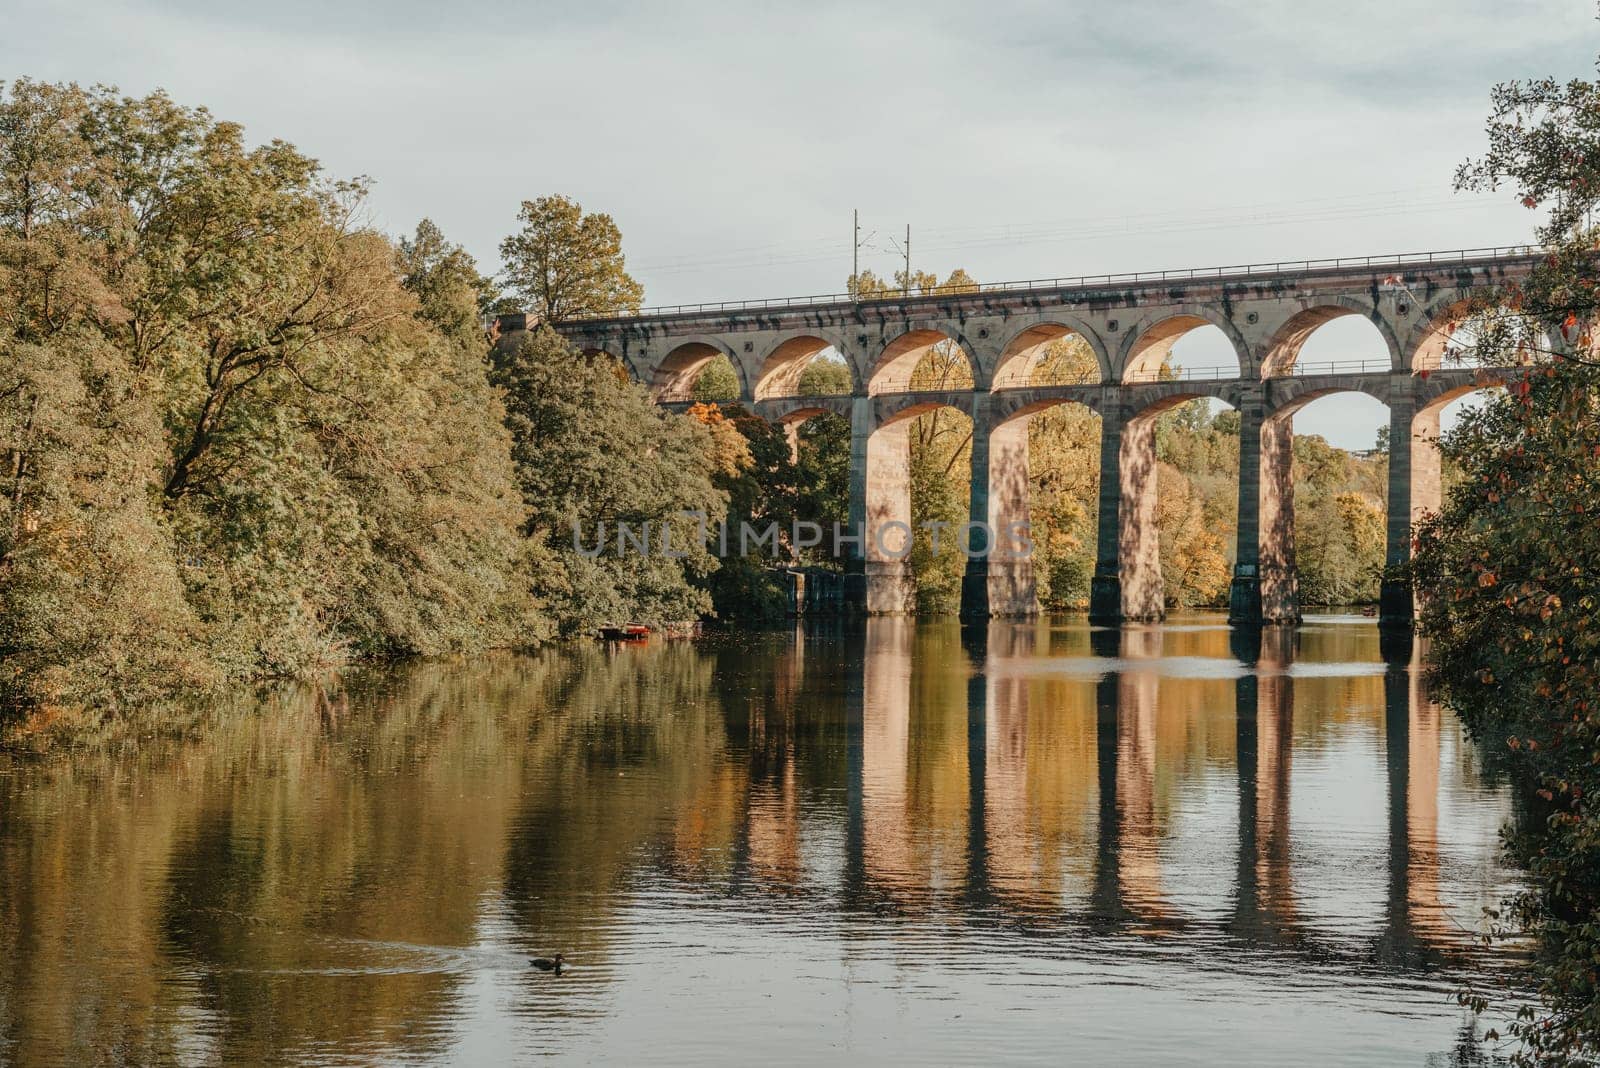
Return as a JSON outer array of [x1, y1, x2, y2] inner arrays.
[[1286, 358, 1395, 377], [565, 244, 1542, 324]]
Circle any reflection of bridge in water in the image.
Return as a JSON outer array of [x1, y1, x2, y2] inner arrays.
[[730, 621, 1472, 978], [544, 248, 1543, 626]]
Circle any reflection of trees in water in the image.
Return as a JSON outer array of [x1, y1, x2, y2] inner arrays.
[[0, 619, 1508, 1064], [0, 656, 557, 1064]]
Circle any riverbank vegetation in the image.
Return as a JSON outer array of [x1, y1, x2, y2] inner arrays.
[[1409, 69, 1600, 1065], [0, 80, 725, 715]]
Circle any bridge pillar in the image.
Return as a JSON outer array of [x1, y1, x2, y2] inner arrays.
[[1229, 392, 1265, 624], [861, 412, 917, 615], [842, 397, 872, 614], [1259, 409, 1300, 623], [961, 399, 1038, 620], [1088, 405, 1127, 624], [1378, 384, 1438, 629]]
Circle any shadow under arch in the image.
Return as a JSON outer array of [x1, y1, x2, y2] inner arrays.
[[1258, 300, 1401, 378], [1120, 308, 1251, 382], [652, 337, 748, 402]]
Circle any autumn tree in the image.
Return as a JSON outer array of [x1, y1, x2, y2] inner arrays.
[[490, 326, 727, 632], [1407, 67, 1600, 1065], [499, 194, 644, 323], [0, 80, 537, 710]]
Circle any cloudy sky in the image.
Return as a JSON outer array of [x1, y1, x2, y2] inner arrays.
[[5, 0, 1595, 443]]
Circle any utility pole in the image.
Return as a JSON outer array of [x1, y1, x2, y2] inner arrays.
[[852, 209, 859, 300], [904, 224, 911, 297]]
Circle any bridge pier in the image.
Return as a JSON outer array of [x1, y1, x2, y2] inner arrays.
[[1089, 408, 1128, 624], [1379, 383, 1438, 629]]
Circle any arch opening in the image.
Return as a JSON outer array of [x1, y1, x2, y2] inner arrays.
[[1263, 310, 1392, 378], [1117, 395, 1242, 619], [871, 329, 975, 395], [654, 341, 744, 403], [994, 327, 1104, 389], [1409, 385, 1507, 525], [756, 335, 855, 400], [865, 399, 974, 614], [1259, 391, 1391, 615], [780, 408, 853, 571], [1125, 318, 1242, 383]]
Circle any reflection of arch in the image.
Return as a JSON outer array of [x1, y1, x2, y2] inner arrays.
[[870, 326, 977, 395], [652, 336, 746, 402], [1120, 307, 1250, 381], [754, 332, 858, 399], [991, 315, 1110, 388], [1259, 300, 1400, 377]]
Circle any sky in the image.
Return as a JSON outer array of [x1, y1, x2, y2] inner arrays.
[[5, 0, 1596, 446]]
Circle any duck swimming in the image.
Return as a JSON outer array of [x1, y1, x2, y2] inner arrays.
[[529, 953, 566, 974]]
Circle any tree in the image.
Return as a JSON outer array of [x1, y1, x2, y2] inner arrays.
[[490, 326, 726, 633], [397, 218, 496, 346], [0, 80, 538, 710], [1409, 66, 1600, 1065], [499, 195, 644, 323], [690, 356, 741, 402]]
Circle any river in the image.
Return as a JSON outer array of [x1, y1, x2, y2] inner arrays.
[[0, 613, 1523, 1065]]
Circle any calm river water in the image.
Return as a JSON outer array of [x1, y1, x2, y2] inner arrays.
[[0, 613, 1523, 1065]]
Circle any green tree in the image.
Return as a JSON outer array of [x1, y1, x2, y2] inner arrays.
[[397, 218, 496, 346], [499, 194, 644, 323], [690, 356, 741, 402], [1409, 67, 1600, 1064], [1, 80, 537, 710], [490, 326, 726, 633]]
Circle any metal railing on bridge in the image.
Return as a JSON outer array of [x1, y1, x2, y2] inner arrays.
[[566, 244, 1542, 323]]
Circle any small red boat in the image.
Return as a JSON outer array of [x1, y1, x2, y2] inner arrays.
[[599, 623, 650, 643]]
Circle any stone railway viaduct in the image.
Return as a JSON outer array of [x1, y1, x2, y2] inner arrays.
[[541, 247, 1540, 628]]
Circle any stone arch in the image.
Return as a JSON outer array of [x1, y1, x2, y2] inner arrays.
[[1119, 306, 1251, 382], [982, 391, 1104, 616], [1264, 378, 1391, 417], [869, 325, 978, 395], [766, 401, 851, 465], [1404, 295, 1542, 372], [1256, 384, 1393, 621], [990, 314, 1111, 389], [756, 394, 854, 426], [1404, 375, 1510, 547], [1258, 298, 1402, 378], [651, 336, 748, 402], [754, 331, 859, 399], [1116, 390, 1242, 620], [862, 396, 975, 614]]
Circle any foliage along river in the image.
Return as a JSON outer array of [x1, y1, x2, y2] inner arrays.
[[0, 612, 1524, 1066]]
